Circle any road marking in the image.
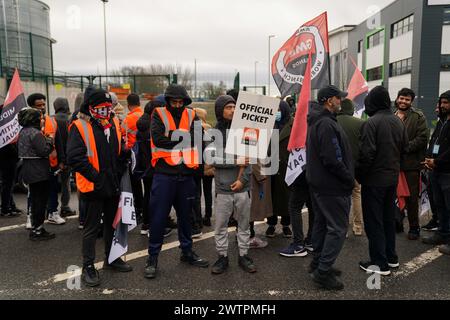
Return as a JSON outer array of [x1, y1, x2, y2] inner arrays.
[[35, 222, 266, 286], [394, 247, 443, 278], [0, 215, 79, 233]]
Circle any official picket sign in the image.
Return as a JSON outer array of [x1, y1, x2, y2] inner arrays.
[[225, 91, 279, 159]]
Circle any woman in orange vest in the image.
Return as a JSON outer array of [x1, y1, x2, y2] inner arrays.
[[67, 89, 132, 287]]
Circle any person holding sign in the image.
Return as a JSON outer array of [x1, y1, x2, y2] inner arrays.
[[206, 95, 256, 275], [306, 85, 354, 291]]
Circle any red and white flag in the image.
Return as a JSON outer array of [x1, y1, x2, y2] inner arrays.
[[0, 69, 27, 149], [285, 52, 312, 186], [347, 56, 368, 118]]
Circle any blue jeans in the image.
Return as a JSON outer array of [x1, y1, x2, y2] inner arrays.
[[148, 174, 195, 257], [430, 172, 450, 237]]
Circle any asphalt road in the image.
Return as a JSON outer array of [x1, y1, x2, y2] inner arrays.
[[0, 191, 449, 301]]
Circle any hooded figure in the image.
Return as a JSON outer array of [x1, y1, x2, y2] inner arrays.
[[356, 86, 408, 275], [275, 100, 291, 131], [164, 84, 192, 118], [337, 99, 365, 164]]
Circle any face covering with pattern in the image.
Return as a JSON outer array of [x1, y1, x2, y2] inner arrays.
[[89, 102, 113, 130]]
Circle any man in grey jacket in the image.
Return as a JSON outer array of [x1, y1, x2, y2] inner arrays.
[[206, 95, 255, 275]]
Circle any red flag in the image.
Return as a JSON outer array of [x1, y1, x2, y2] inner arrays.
[[287, 52, 312, 152], [0, 69, 27, 149], [272, 12, 330, 98], [397, 171, 410, 211], [347, 56, 368, 117]]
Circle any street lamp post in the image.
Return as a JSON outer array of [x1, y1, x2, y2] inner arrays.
[[254, 61, 258, 93], [268, 35, 275, 96], [101, 0, 108, 85]]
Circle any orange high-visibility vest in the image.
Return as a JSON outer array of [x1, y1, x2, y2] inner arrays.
[[72, 117, 121, 193], [122, 107, 143, 149], [44, 115, 58, 168], [151, 107, 199, 169]]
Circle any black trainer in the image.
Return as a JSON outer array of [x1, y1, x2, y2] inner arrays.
[[60, 207, 76, 217], [180, 250, 209, 268], [29, 228, 56, 241], [82, 264, 100, 287], [211, 255, 229, 275], [422, 219, 439, 231], [308, 263, 342, 277], [359, 261, 391, 276], [104, 258, 133, 272], [422, 233, 449, 245], [238, 255, 257, 273], [144, 256, 158, 279], [282, 226, 293, 238], [408, 227, 420, 240], [311, 269, 344, 291], [1, 210, 21, 218], [265, 226, 276, 238]]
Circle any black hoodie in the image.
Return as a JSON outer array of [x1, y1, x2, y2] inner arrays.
[[306, 101, 355, 196], [151, 85, 200, 176], [356, 86, 408, 187]]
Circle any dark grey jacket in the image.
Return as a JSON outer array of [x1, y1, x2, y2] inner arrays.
[[18, 127, 53, 184]]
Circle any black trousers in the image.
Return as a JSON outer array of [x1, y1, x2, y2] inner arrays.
[[361, 185, 398, 268], [142, 176, 153, 226], [0, 157, 17, 213], [82, 196, 119, 267], [130, 171, 144, 216], [310, 192, 350, 272], [29, 180, 50, 230], [289, 181, 315, 245], [191, 175, 203, 229], [267, 214, 291, 227], [202, 175, 213, 219]]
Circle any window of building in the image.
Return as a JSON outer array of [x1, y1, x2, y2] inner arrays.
[[367, 30, 384, 49], [444, 8, 450, 25], [358, 40, 363, 53], [389, 57, 412, 77], [367, 66, 383, 81], [442, 54, 450, 71], [391, 15, 414, 38]]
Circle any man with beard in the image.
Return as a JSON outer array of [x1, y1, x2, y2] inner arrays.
[[422, 90, 450, 256], [394, 88, 429, 240], [307, 85, 354, 291]]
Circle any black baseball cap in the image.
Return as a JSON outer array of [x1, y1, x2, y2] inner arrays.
[[318, 85, 348, 103]]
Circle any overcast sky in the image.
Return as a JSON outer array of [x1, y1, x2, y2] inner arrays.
[[44, 0, 395, 89]]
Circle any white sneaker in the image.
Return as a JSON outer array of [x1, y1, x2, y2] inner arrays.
[[249, 237, 268, 249], [26, 215, 32, 230], [48, 212, 66, 225], [192, 231, 203, 239]]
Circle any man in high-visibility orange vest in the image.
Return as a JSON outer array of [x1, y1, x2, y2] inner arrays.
[[123, 93, 144, 222], [27, 93, 66, 226], [144, 84, 209, 279], [67, 89, 132, 287]]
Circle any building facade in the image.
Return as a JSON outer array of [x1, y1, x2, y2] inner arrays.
[[330, 0, 450, 123]]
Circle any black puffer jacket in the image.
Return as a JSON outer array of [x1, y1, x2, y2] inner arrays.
[[66, 90, 125, 199], [356, 86, 408, 187], [306, 101, 354, 196], [18, 108, 54, 184]]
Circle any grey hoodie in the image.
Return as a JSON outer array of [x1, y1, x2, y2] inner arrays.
[[206, 95, 250, 194]]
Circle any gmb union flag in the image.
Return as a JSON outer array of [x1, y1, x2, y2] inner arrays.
[[272, 12, 330, 98]]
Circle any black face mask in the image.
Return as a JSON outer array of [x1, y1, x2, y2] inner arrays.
[[167, 104, 185, 117]]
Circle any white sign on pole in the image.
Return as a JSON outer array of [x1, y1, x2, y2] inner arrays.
[[225, 91, 279, 159]]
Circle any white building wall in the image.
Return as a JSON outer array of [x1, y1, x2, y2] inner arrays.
[[389, 31, 413, 63], [442, 25, 450, 54], [0, 78, 6, 104], [389, 74, 412, 100], [440, 72, 450, 94], [329, 32, 349, 55], [366, 44, 384, 70]]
